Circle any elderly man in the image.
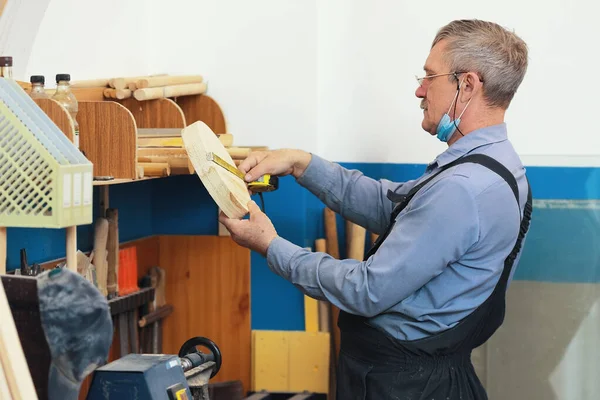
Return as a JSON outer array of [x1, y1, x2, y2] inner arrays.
[[220, 19, 532, 399]]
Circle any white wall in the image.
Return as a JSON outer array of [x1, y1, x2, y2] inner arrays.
[[25, 0, 151, 83], [145, 0, 319, 153], [317, 0, 600, 164], [5, 0, 598, 165]]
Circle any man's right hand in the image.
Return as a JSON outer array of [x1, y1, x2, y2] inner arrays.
[[238, 149, 312, 182]]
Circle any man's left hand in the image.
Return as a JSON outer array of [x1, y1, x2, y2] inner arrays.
[[218, 200, 278, 256]]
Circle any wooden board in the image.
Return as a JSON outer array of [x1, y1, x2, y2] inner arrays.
[[33, 98, 75, 142], [176, 95, 227, 134], [78, 101, 137, 179], [252, 330, 329, 394], [118, 98, 186, 128], [159, 236, 251, 393], [182, 121, 251, 218]]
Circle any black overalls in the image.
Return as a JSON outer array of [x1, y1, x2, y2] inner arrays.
[[336, 154, 532, 400]]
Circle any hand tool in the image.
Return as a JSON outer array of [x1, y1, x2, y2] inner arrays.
[[206, 152, 278, 193]]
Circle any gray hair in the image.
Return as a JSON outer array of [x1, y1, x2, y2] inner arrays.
[[432, 19, 528, 109]]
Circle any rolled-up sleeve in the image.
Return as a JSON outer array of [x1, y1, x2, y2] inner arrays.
[[267, 176, 480, 315], [296, 154, 407, 235]]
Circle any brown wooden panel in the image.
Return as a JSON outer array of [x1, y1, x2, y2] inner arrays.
[[158, 235, 251, 393], [78, 101, 137, 179], [34, 98, 75, 142], [176, 94, 226, 133], [118, 97, 186, 129]]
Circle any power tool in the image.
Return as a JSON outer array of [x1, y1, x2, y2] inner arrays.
[[86, 336, 221, 400]]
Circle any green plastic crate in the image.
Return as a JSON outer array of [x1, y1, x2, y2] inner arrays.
[[0, 78, 93, 228]]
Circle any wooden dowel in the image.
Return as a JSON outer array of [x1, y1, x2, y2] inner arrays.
[[111, 75, 167, 90], [164, 82, 206, 98], [218, 134, 234, 147], [136, 75, 203, 89], [103, 88, 116, 98], [133, 82, 207, 101], [71, 78, 109, 88], [0, 227, 6, 274], [66, 226, 77, 272], [346, 221, 366, 261], [227, 147, 251, 159], [115, 89, 132, 99]]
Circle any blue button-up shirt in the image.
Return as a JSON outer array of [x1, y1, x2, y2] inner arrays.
[[266, 123, 529, 340]]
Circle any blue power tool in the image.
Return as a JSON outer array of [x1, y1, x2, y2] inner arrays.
[[87, 336, 222, 400]]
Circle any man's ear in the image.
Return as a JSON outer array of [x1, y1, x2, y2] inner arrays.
[[460, 72, 481, 102]]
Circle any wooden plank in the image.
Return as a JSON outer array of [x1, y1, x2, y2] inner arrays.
[[252, 330, 289, 392], [33, 98, 75, 142], [0, 276, 38, 399], [252, 330, 329, 394], [78, 101, 137, 179], [159, 235, 251, 394], [182, 121, 251, 219], [288, 332, 330, 394]]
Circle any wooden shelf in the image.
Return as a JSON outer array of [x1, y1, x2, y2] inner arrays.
[[93, 177, 160, 186]]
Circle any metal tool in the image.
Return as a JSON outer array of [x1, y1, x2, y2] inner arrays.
[[206, 152, 278, 192]]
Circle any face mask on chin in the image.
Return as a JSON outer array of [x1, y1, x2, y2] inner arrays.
[[436, 78, 472, 143]]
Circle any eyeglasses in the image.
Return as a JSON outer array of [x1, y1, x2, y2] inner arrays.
[[415, 72, 465, 86]]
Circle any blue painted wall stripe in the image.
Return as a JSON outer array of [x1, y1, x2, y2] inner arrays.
[[5, 163, 600, 332]]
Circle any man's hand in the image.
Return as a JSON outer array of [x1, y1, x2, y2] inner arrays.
[[219, 200, 278, 256], [238, 149, 312, 182]]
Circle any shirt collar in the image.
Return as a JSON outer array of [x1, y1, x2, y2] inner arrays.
[[429, 123, 508, 169]]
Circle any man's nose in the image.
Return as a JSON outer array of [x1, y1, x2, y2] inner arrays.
[[415, 85, 426, 98]]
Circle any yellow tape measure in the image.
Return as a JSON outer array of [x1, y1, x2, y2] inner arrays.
[[206, 152, 279, 192]]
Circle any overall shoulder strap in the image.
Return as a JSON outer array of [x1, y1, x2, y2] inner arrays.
[[369, 153, 528, 260]]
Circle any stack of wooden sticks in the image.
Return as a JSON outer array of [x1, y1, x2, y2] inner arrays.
[[71, 74, 207, 101]]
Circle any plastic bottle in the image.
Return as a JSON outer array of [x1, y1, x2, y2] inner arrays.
[[52, 73, 79, 148], [0, 56, 13, 78], [29, 75, 49, 99]]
